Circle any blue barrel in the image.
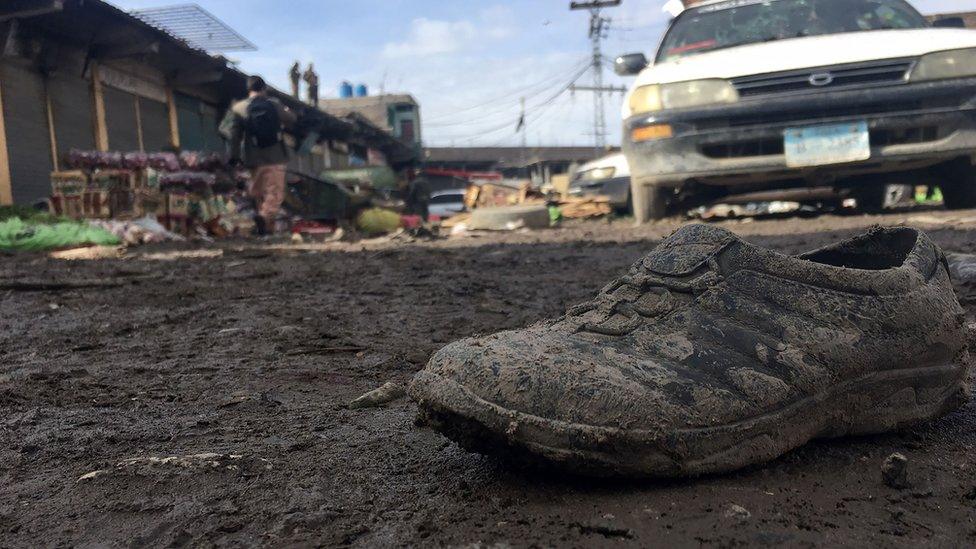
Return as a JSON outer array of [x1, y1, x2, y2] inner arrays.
[[339, 81, 353, 98], [355, 84, 369, 97]]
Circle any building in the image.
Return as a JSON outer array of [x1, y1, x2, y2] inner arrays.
[[320, 94, 422, 149], [0, 0, 415, 206], [423, 146, 615, 182]]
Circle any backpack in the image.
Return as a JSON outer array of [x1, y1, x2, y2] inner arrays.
[[245, 97, 282, 148]]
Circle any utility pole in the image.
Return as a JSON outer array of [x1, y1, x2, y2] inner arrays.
[[570, 0, 621, 150]]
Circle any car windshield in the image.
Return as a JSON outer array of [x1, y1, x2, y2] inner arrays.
[[658, 0, 927, 62]]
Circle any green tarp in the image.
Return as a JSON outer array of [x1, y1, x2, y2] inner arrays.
[[0, 217, 120, 251]]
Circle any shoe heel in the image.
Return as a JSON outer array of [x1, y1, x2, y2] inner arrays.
[[839, 365, 968, 437]]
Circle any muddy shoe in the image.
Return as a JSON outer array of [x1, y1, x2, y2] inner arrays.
[[409, 224, 972, 477]]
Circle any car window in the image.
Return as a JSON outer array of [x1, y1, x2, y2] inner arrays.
[[429, 193, 465, 204], [658, 0, 927, 62]]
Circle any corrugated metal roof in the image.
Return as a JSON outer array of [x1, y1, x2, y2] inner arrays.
[[129, 4, 256, 52]]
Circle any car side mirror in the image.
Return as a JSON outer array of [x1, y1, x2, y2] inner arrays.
[[614, 53, 649, 76], [933, 16, 966, 29]]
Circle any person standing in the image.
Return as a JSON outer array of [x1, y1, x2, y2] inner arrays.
[[303, 64, 319, 107], [221, 76, 297, 235], [405, 174, 431, 221], [289, 62, 301, 99]]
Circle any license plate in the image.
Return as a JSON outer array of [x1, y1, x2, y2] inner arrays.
[[784, 121, 870, 168]]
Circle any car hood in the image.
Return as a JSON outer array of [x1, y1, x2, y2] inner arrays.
[[636, 28, 976, 86]]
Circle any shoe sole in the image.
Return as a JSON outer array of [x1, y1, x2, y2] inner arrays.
[[411, 361, 970, 478]]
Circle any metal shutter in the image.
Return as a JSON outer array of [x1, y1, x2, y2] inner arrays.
[[199, 102, 222, 152], [103, 86, 140, 152], [176, 94, 222, 152], [176, 93, 203, 151], [1, 62, 53, 205], [48, 71, 95, 159], [139, 96, 170, 151]]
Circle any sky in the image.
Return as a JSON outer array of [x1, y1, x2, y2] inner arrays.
[[109, 0, 976, 148]]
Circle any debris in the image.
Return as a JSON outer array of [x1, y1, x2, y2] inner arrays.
[[559, 197, 613, 220], [465, 181, 542, 209], [348, 381, 407, 409], [138, 249, 224, 261], [0, 217, 120, 251], [882, 453, 910, 489], [724, 504, 751, 521], [467, 205, 551, 231], [49, 246, 122, 260], [89, 216, 185, 245], [356, 208, 402, 236], [440, 213, 472, 230]]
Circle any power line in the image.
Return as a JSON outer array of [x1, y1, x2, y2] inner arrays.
[[431, 63, 592, 143], [422, 58, 590, 123], [424, 60, 590, 128]]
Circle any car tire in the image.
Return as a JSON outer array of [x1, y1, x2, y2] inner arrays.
[[940, 162, 976, 210], [631, 182, 668, 224]]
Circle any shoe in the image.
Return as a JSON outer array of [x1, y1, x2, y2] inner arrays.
[[409, 224, 971, 477]]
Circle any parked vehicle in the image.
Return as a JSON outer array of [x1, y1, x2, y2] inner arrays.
[[567, 153, 632, 212], [428, 189, 467, 219], [616, 0, 976, 222]]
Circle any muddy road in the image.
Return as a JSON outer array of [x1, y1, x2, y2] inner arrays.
[[2, 210, 976, 547]]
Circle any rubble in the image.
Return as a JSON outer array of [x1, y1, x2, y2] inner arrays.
[[724, 504, 751, 521], [882, 453, 911, 489], [467, 205, 551, 231]]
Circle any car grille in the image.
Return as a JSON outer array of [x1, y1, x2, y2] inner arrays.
[[731, 59, 915, 98]]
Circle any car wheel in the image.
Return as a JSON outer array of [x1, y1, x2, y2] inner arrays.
[[940, 161, 976, 210], [631, 182, 668, 224]]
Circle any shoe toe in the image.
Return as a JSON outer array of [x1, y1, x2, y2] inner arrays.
[[412, 327, 686, 431]]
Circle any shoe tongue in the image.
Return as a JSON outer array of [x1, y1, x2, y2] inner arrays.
[[641, 224, 739, 276]]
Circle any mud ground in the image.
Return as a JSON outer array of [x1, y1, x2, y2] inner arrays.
[[3, 210, 976, 547]]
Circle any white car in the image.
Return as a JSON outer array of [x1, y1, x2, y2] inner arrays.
[[567, 153, 632, 212], [428, 189, 467, 219], [616, 0, 976, 222]]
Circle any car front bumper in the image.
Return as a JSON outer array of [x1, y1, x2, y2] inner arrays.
[[567, 176, 631, 208], [623, 78, 976, 188]]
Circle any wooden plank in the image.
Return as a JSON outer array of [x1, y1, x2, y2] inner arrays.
[[134, 94, 144, 152], [165, 86, 179, 148], [44, 77, 59, 171], [90, 61, 109, 151], [0, 64, 11, 205]]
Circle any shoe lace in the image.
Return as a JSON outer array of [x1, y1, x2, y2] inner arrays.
[[567, 259, 723, 336]]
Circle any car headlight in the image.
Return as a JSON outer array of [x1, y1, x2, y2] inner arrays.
[[910, 48, 976, 82], [626, 79, 738, 116]]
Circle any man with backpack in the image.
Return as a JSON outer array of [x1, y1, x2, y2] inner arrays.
[[222, 76, 297, 235]]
